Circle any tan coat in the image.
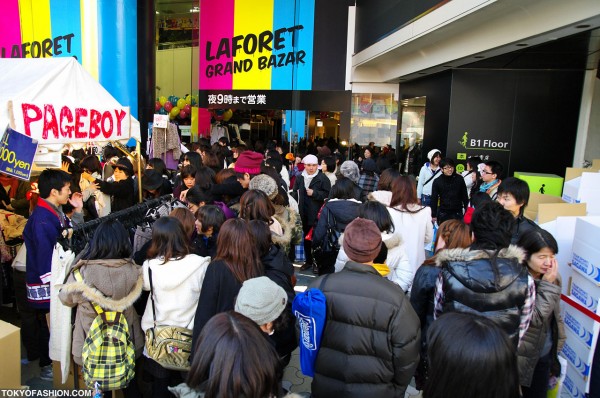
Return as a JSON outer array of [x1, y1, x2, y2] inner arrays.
[[58, 258, 144, 366]]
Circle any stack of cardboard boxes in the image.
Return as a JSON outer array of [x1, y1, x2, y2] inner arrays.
[[519, 162, 600, 397]]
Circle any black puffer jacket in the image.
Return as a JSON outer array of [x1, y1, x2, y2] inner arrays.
[[409, 264, 440, 352], [511, 215, 541, 244], [292, 171, 331, 228], [312, 198, 362, 247], [309, 261, 420, 398], [436, 245, 530, 347], [262, 245, 297, 359], [430, 172, 468, 217]]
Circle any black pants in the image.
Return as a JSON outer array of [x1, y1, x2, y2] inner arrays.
[[143, 356, 184, 398], [521, 353, 551, 398], [35, 309, 51, 367], [437, 209, 463, 225], [13, 270, 40, 361]]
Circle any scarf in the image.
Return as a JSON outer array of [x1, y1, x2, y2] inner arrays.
[[301, 169, 317, 190], [480, 179, 498, 192]]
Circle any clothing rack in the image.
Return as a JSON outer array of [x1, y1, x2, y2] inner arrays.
[[68, 195, 173, 254]]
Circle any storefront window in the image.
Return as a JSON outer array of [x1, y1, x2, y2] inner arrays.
[[350, 93, 398, 147]]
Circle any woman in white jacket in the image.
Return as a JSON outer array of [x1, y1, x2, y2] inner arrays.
[[335, 201, 413, 291], [141, 216, 211, 398], [387, 175, 433, 289]]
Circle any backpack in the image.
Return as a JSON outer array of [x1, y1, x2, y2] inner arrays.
[[74, 270, 135, 391]]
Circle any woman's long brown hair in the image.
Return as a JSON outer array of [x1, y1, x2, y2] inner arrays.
[[214, 218, 263, 283]]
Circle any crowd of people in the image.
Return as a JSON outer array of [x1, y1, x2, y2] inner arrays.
[[12, 137, 568, 397]]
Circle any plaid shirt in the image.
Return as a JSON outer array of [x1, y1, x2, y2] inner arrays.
[[434, 272, 536, 346], [358, 173, 379, 193]]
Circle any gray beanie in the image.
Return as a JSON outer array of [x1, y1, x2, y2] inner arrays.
[[249, 174, 278, 200], [340, 160, 360, 183], [235, 277, 287, 325]]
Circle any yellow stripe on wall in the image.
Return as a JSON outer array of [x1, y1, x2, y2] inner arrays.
[[80, 0, 98, 80], [233, 0, 273, 89], [19, 0, 52, 57]]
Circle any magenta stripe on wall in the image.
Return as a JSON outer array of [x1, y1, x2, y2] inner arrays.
[[199, 0, 235, 90], [0, 0, 22, 57]]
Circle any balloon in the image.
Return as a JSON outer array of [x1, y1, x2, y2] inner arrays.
[[185, 95, 192, 105], [155, 101, 161, 112], [183, 104, 191, 113], [159, 96, 167, 106], [170, 106, 180, 118], [223, 109, 233, 122], [164, 101, 173, 112], [172, 96, 179, 105], [177, 98, 186, 109], [168, 95, 175, 104], [179, 110, 188, 119], [158, 108, 167, 115], [191, 95, 198, 106]]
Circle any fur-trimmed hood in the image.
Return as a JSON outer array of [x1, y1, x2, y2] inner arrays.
[[272, 205, 297, 246], [434, 245, 525, 266], [57, 258, 143, 311]]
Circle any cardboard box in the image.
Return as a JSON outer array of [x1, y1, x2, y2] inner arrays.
[[524, 192, 564, 222], [562, 172, 600, 215], [572, 239, 600, 286], [562, 304, 600, 349], [568, 272, 600, 313], [573, 217, 600, 248], [0, 320, 21, 389], [514, 171, 564, 196], [537, 203, 586, 225], [592, 159, 600, 170], [563, 363, 588, 397], [561, 329, 592, 380]]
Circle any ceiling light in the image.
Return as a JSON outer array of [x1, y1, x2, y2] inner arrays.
[[576, 24, 591, 29], [155, 11, 159, 14]]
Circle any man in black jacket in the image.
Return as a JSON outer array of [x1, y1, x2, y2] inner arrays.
[[497, 177, 541, 244], [291, 154, 331, 272], [309, 218, 420, 398], [430, 157, 468, 224]]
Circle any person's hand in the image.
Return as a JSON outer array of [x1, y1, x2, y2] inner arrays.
[[89, 182, 98, 191], [61, 161, 71, 173], [179, 189, 189, 202], [542, 257, 558, 283], [306, 188, 313, 197], [69, 192, 84, 210], [81, 172, 95, 182], [432, 217, 437, 224]]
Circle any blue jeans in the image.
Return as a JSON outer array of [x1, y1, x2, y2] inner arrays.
[[421, 194, 431, 207]]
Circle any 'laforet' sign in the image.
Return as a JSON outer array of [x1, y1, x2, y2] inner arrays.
[[12, 102, 131, 145], [0, 126, 38, 181], [199, 0, 315, 91]]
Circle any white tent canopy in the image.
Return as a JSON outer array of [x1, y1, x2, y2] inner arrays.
[[0, 58, 140, 167]]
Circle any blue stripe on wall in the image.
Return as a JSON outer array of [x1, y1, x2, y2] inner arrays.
[[294, 0, 314, 90], [98, 0, 138, 118], [50, 0, 82, 59], [271, 0, 295, 90], [284, 110, 306, 139]]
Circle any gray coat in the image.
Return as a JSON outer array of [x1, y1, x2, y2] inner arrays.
[[58, 258, 144, 365], [517, 277, 566, 387]]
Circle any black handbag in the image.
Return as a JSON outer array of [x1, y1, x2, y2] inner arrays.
[[312, 208, 341, 275]]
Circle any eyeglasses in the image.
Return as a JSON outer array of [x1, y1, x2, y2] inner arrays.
[[443, 166, 454, 170], [481, 170, 494, 175]]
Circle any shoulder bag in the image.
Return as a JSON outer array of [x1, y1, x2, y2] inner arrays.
[[144, 267, 193, 371]]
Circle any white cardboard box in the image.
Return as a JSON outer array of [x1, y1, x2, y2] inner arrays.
[[571, 239, 600, 286], [573, 217, 600, 248], [562, 172, 600, 215], [561, 329, 593, 380], [562, 303, 600, 350], [562, 362, 588, 397], [568, 272, 600, 313]]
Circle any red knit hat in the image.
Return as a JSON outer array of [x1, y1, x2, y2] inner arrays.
[[234, 151, 263, 175]]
